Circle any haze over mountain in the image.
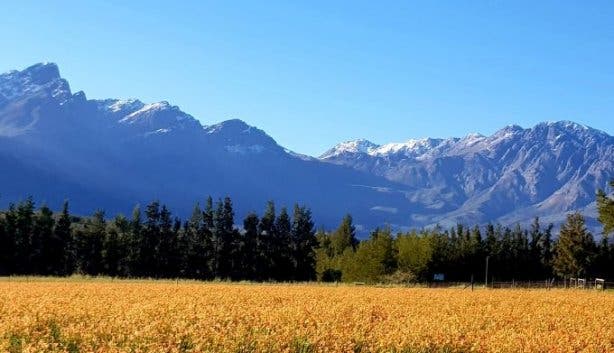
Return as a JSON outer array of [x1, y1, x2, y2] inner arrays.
[[1, 63, 612, 232]]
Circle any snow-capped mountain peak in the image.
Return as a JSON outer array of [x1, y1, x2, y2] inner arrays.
[[320, 139, 379, 158], [0, 62, 71, 103], [372, 138, 444, 157]]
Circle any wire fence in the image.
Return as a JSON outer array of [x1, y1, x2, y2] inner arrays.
[[426, 278, 614, 290]]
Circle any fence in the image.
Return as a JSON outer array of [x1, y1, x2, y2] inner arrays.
[[426, 278, 614, 290]]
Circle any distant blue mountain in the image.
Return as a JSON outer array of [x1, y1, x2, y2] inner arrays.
[[1, 63, 612, 233]]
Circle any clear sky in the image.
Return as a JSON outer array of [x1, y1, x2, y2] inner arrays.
[[2, 1, 613, 156]]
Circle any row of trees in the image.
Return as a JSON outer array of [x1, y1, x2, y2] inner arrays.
[[316, 212, 613, 283], [0, 197, 317, 281], [0, 181, 613, 283], [317, 181, 614, 283]]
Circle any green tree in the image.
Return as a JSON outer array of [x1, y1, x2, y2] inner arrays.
[[14, 198, 35, 274], [75, 210, 106, 275], [33, 205, 55, 274], [143, 201, 161, 277], [113, 214, 131, 276], [342, 227, 396, 283], [241, 212, 259, 280], [330, 214, 358, 255], [529, 217, 553, 278], [157, 205, 177, 277], [396, 231, 433, 280], [127, 205, 143, 276], [181, 203, 208, 279], [273, 207, 293, 281], [102, 215, 123, 276], [211, 197, 238, 279], [53, 201, 73, 275], [291, 204, 317, 281], [597, 180, 614, 236], [257, 201, 276, 280], [552, 212, 596, 278]]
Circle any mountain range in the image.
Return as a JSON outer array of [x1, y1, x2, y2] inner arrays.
[[1, 63, 612, 233]]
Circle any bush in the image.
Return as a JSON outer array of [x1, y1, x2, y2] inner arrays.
[[380, 270, 416, 285], [321, 269, 342, 282]]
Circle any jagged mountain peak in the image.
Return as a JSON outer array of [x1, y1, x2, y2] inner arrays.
[[533, 120, 611, 140], [541, 120, 588, 130], [20, 62, 61, 84], [320, 139, 379, 158], [0, 62, 71, 103], [492, 124, 525, 139], [322, 121, 610, 161], [1, 62, 61, 83]]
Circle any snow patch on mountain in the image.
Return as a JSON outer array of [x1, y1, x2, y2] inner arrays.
[[320, 139, 379, 158], [100, 99, 145, 114], [0, 63, 71, 103]]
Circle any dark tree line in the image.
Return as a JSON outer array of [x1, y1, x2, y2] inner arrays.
[[1, 180, 613, 283], [0, 197, 317, 281]]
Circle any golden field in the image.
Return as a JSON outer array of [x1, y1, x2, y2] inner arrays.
[[1, 279, 613, 353]]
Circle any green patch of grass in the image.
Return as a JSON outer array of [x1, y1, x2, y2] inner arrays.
[[7, 333, 23, 353], [178, 336, 195, 353], [291, 337, 315, 353]]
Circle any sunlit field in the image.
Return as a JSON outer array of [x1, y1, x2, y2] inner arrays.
[[1, 279, 613, 353]]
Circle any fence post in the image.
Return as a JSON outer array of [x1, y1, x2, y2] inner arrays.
[[484, 256, 489, 288]]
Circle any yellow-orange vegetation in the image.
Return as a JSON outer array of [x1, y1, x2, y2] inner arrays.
[[1, 279, 613, 353]]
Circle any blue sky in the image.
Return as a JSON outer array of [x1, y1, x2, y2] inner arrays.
[[2, 1, 613, 156]]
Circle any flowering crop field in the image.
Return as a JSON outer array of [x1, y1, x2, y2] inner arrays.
[[1, 279, 613, 353]]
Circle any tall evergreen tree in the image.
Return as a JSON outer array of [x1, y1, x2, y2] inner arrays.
[[102, 216, 123, 276], [13, 198, 35, 274], [211, 197, 237, 278], [222, 197, 241, 279], [33, 205, 55, 274], [291, 204, 317, 281], [54, 201, 73, 275], [181, 203, 208, 279], [273, 207, 293, 280], [157, 205, 176, 277], [75, 210, 106, 275], [257, 201, 276, 280], [553, 212, 596, 278], [241, 212, 260, 280], [330, 214, 358, 255], [143, 201, 161, 277], [112, 214, 131, 276], [128, 205, 143, 277]]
